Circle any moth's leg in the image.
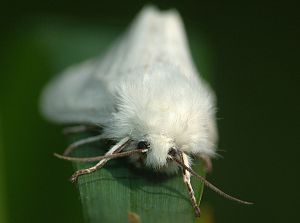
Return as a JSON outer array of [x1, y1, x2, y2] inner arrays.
[[181, 153, 201, 217], [70, 137, 130, 183], [70, 157, 108, 183], [198, 154, 212, 173], [62, 124, 99, 135], [63, 135, 103, 156]]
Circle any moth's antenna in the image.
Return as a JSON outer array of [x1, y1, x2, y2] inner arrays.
[[170, 155, 253, 205], [54, 149, 148, 162]]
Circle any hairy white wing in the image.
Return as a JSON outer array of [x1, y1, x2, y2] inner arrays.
[[41, 59, 115, 124], [40, 6, 205, 124]]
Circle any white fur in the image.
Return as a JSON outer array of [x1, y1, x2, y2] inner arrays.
[[40, 6, 218, 173]]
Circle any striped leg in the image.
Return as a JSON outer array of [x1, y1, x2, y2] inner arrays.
[[70, 137, 130, 183], [181, 153, 201, 217]]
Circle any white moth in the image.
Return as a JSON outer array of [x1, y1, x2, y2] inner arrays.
[[41, 6, 252, 217]]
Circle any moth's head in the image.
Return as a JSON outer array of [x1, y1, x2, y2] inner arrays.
[[135, 134, 176, 169]]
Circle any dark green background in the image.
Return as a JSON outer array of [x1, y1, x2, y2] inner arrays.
[[0, 0, 298, 222]]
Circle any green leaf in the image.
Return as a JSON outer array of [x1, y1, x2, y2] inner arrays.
[[70, 133, 205, 223]]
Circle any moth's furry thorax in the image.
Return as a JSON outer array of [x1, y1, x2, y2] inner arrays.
[[103, 64, 217, 171]]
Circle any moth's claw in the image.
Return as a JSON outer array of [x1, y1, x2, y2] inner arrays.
[[195, 206, 201, 217], [70, 172, 80, 183]]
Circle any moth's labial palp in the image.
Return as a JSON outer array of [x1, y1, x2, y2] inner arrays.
[[137, 141, 150, 150], [168, 147, 178, 157]]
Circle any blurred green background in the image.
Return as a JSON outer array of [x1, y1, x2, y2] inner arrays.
[[0, 0, 298, 222]]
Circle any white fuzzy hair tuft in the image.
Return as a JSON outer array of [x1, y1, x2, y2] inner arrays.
[[102, 63, 217, 169]]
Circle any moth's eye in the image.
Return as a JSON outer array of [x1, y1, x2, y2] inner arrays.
[[168, 148, 178, 157], [137, 141, 150, 150]]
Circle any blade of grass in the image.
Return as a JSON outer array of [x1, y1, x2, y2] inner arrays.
[[70, 133, 205, 223]]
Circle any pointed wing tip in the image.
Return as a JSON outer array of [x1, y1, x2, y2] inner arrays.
[[140, 4, 180, 19]]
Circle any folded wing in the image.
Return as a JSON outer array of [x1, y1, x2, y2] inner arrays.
[[40, 6, 203, 124]]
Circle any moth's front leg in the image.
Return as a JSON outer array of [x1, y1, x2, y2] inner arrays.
[[70, 137, 130, 182], [180, 152, 201, 217]]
